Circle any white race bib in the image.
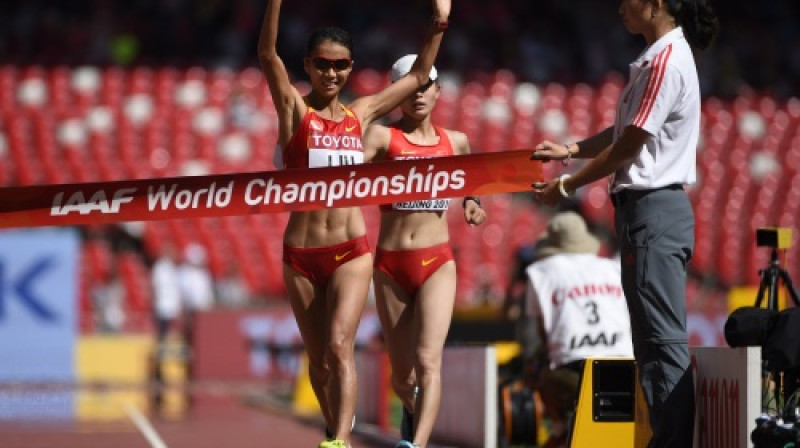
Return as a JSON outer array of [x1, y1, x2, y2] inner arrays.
[[392, 198, 451, 211], [308, 148, 364, 168]]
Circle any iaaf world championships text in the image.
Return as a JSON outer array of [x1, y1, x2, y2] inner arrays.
[[50, 164, 467, 216]]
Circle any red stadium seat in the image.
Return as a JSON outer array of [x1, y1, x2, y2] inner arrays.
[[784, 140, 800, 176], [567, 83, 594, 110], [0, 66, 17, 112], [100, 67, 125, 109], [48, 67, 72, 115], [540, 82, 566, 111], [208, 69, 234, 107], [508, 116, 536, 149], [691, 196, 717, 275], [184, 67, 208, 83], [154, 67, 178, 108], [580, 180, 613, 229], [349, 68, 387, 97], [237, 67, 264, 93], [129, 67, 154, 95], [84, 239, 113, 286], [142, 220, 171, 256], [116, 251, 151, 316]]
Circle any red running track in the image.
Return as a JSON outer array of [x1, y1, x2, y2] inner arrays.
[[0, 392, 395, 448]]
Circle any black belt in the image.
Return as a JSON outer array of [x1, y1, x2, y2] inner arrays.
[[610, 184, 684, 208]]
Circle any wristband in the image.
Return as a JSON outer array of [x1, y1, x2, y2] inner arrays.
[[557, 174, 573, 198], [561, 143, 573, 166], [463, 196, 481, 208], [432, 17, 449, 30]]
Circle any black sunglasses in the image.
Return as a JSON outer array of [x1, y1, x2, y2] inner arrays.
[[310, 57, 353, 72]]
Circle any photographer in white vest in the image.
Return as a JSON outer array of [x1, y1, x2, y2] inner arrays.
[[525, 211, 633, 447]]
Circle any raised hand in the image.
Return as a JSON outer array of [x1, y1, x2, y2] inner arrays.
[[432, 0, 451, 21]]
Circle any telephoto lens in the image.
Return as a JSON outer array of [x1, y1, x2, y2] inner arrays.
[[752, 416, 798, 448], [751, 416, 776, 447]]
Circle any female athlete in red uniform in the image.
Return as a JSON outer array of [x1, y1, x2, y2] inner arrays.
[[363, 55, 486, 448], [258, 2, 450, 448]]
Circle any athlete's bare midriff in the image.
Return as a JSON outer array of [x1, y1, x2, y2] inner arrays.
[[377, 209, 450, 250], [283, 207, 367, 248]]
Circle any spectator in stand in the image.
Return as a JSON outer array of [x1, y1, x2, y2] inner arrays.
[[524, 211, 633, 448], [175, 242, 215, 398], [215, 261, 251, 308], [178, 242, 216, 345], [90, 263, 126, 333], [151, 242, 181, 344]]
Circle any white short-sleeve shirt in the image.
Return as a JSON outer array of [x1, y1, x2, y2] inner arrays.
[[152, 258, 182, 319], [178, 264, 215, 311], [526, 253, 634, 369], [611, 27, 700, 193]]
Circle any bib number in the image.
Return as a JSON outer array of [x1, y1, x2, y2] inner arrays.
[[392, 198, 451, 211], [308, 149, 364, 168]]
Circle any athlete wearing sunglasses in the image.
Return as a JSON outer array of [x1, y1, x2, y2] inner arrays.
[[309, 57, 353, 72], [258, 1, 451, 448]]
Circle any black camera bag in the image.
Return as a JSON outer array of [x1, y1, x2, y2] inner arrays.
[[724, 306, 778, 348]]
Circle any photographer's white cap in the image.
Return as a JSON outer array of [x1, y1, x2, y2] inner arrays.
[[390, 54, 438, 82]]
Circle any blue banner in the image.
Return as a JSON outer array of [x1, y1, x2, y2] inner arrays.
[[0, 228, 79, 419]]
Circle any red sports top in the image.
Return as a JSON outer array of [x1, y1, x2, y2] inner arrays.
[[282, 104, 365, 169], [382, 126, 455, 212], [384, 126, 454, 160]]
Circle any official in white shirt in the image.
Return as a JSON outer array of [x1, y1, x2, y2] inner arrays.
[[178, 243, 215, 313], [531, 1, 719, 446], [178, 243, 215, 350], [151, 243, 182, 343]]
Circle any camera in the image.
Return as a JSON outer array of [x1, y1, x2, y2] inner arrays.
[[756, 227, 793, 249], [752, 415, 800, 447]]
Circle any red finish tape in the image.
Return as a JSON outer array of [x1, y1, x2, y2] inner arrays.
[[0, 150, 542, 228]]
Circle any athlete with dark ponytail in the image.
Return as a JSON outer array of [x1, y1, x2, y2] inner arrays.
[[532, 1, 719, 446]]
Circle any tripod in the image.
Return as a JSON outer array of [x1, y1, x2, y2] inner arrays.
[[754, 247, 800, 311], [754, 246, 800, 417]]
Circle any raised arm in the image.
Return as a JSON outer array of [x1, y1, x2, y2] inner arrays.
[[362, 123, 391, 163], [349, 0, 451, 126], [257, 0, 305, 147]]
